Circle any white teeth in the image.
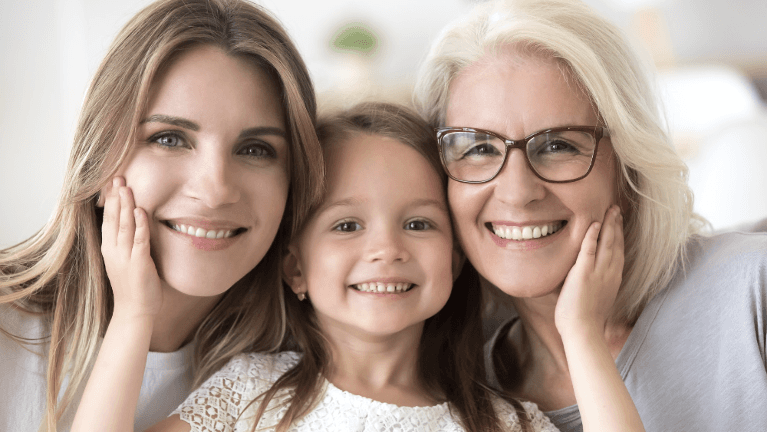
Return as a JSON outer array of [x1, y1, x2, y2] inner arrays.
[[168, 223, 238, 239], [492, 222, 563, 241], [522, 227, 533, 240], [352, 282, 414, 293]]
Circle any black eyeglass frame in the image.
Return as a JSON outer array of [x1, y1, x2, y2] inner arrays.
[[435, 125, 607, 184]]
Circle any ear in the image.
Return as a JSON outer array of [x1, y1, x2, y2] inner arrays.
[[282, 244, 306, 295], [451, 247, 465, 282]]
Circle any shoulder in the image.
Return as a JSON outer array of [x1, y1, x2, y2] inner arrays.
[[493, 398, 559, 432], [220, 351, 302, 382], [171, 351, 301, 432], [681, 232, 766, 291]]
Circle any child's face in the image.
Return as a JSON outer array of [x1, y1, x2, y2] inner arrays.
[[287, 133, 455, 340]]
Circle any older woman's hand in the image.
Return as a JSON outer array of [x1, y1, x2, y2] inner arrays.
[[554, 205, 624, 338]]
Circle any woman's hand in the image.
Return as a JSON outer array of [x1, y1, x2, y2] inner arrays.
[[553, 206, 644, 432], [73, 177, 164, 432], [101, 176, 163, 320], [555, 205, 624, 338]]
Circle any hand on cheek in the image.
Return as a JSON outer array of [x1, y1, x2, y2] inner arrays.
[[101, 176, 163, 320], [554, 205, 624, 338]]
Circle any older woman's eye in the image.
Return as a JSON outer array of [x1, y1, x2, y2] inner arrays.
[[462, 143, 502, 159]]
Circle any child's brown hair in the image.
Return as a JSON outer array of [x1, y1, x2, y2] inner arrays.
[[248, 102, 532, 432]]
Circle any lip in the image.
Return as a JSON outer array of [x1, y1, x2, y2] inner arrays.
[[485, 220, 567, 250], [351, 277, 415, 285], [162, 217, 247, 231], [162, 221, 242, 251]]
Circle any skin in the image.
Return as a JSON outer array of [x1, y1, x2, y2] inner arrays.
[[285, 133, 455, 407], [111, 44, 289, 352], [149, 133, 457, 431], [71, 44, 289, 431], [446, 47, 641, 431]]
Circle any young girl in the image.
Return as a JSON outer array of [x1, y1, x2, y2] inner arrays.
[[0, 0, 322, 430], [134, 102, 638, 431]]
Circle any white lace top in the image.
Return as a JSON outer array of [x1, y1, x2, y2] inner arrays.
[[172, 351, 559, 432]]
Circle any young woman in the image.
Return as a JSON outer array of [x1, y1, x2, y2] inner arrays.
[[0, 1, 323, 430], [414, 0, 767, 431], [130, 102, 640, 432]]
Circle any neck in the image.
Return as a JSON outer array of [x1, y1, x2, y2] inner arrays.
[[148, 283, 223, 352], [509, 291, 632, 372], [320, 318, 436, 406]]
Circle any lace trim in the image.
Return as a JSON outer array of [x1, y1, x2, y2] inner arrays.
[[173, 352, 559, 432]]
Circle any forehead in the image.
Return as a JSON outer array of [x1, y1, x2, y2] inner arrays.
[[446, 47, 598, 136], [320, 133, 446, 205], [145, 45, 282, 123]]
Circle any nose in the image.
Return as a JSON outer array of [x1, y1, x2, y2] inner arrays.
[[186, 147, 240, 207], [491, 148, 547, 206], [364, 225, 411, 264]]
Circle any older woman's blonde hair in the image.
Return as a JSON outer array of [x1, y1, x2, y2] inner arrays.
[[414, 0, 704, 325], [0, 0, 323, 430]]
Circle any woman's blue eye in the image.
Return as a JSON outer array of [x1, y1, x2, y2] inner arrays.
[[239, 143, 276, 159], [151, 133, 183, 148], [405, 220, 432, 231], [334, 221, 362, 232]]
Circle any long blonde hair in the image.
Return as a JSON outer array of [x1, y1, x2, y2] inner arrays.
[[414, 0, 705, 324], [0, 0, 323, 430]]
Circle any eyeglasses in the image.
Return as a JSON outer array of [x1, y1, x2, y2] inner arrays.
[[435, 126, 607, 184]]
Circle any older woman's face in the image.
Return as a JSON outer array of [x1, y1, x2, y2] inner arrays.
[[445, 50, 618, 298]]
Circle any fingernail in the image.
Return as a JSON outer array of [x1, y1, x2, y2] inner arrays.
[[113, 177, 120, 187]]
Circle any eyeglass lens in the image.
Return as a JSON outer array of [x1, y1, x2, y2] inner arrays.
[[441, 130, 597, 182]]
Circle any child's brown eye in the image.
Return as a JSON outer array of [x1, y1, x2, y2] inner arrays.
[[405, 220, 431, 231], [333, 221, 362, 232]]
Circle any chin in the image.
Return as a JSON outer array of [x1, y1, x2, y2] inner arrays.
[[480, 261, 568, 299], [159, 271, 236, 297]]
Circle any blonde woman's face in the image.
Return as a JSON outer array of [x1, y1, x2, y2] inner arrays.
[[116, 45, 289, 297], [445, 50, 618, 298]]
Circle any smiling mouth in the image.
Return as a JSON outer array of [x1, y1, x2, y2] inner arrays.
[[486, 221, 566, 241], [163, 221, 247, 239], [350, 282, 415, 293]]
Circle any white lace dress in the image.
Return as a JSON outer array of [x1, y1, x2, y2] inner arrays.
[[172, 351, 559, 432]]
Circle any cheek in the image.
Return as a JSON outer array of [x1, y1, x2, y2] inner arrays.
[[118, 153, 176, 215], [447, 182, 484, 251], [243, 167, 290, 221]]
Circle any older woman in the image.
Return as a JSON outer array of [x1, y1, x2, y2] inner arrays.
[[415, 1, 767, 431]]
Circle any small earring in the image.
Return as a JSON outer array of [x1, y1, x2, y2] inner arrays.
[[297, 292, 307, 301]]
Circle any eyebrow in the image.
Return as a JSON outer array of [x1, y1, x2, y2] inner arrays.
[[141, 114, 199, 131], [316, 197, 362, 214], [140, 115, 287, 139], [239, 126, 287, 139], [407, 198, 449, 213]]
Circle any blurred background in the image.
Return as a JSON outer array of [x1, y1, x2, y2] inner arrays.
[[2, 0, 766, 248]]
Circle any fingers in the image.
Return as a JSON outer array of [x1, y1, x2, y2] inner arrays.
[[101, 177, 125, 247], [576, 221, 601, 271], [116, 187, 136, 249], [595, 205, 624, 280], [132, 208, 152, 259]]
